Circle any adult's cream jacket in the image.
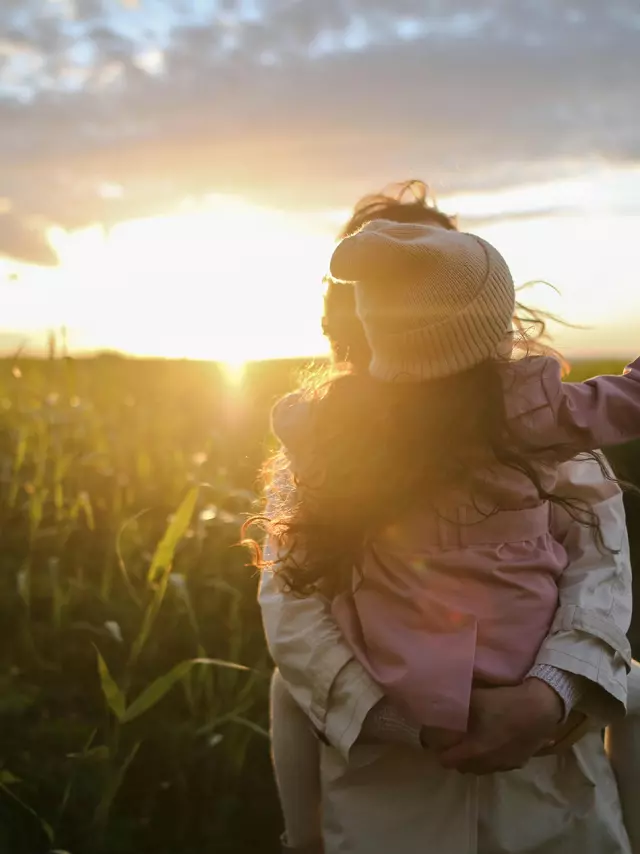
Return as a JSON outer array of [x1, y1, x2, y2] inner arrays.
[[259, 457, 638, 854]]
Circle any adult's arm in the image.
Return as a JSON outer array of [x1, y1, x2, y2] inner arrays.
[[441, 458, 633, 774], [258, 459, 384, 760], [533, 454, 633, 721], [259, 557, 383, 759]]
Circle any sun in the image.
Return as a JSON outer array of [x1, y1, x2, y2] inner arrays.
[[43, 195, 333, 362], [219, 358, 247, 386]]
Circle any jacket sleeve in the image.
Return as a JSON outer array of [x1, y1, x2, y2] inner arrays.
[[535, 454, 633, 722], [258, 462, 383, 761], [259, 563, 383, 760], [518, 356, 640, 454]]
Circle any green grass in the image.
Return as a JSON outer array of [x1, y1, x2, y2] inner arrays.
[[0, 353, 308, 854], [0, 352, 632, 854]]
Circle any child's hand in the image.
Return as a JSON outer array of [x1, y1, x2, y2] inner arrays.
[[420, 726, 465, 751]]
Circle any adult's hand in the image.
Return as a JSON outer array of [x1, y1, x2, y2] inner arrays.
[[436, 678, 564, 775]]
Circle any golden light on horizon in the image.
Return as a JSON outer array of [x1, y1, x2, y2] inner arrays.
[[2, 170, 639, 361], [40, 195, 333, 363]]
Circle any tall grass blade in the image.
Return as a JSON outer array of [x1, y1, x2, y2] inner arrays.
[[94, 646, 125, 721], [128, 488, 199, 666], [227, 716, 270, 740], [121, 658, 249, 724], [115, 509, 148, 606], [93, 741, 140, 829], [0, 775, 54, 842], [147, 487, 198, 584]]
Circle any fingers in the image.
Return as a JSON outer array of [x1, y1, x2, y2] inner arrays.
[[451, 756, 525, 775], [421, 727, 465, 751], [437, 736, 530, 775], [436, 737, 484, 769]]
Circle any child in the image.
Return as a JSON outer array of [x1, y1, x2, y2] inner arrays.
[[261, 220, 640, 852]]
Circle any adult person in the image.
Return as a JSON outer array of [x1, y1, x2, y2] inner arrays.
[[259, 181, 639, 854]]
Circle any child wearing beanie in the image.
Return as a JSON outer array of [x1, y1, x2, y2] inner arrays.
[[261, 220, 640, 853]]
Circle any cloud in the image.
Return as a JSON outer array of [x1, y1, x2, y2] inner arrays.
[[1, 0, 639, 264], [0, 213, 58, 266]]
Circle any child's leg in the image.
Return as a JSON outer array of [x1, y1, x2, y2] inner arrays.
[[606, 660, 640, 854], [270, 669, 323, 851]]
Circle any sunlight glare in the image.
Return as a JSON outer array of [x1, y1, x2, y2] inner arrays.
[[39, 195, 333, 362], [220, 359, 247, 387]]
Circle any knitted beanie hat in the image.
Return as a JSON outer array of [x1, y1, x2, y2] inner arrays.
[[329, 219, 515, 382]]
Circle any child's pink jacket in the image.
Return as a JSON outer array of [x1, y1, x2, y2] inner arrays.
[[273, 356, 640, 730]]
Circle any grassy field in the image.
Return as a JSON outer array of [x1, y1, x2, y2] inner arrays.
[[0, 353, 636, 854]]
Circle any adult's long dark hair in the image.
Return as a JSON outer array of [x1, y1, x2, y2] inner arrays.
[[247, 180, 610, 597]]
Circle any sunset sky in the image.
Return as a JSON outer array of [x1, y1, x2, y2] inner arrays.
[[1, 1, 639, 361]]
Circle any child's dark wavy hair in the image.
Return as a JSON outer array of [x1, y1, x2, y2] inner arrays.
[[246, 180, 615, 597]]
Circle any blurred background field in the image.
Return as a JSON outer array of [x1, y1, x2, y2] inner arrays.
[[0, 351, 637, 854], [0, 352, 297, 854]]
